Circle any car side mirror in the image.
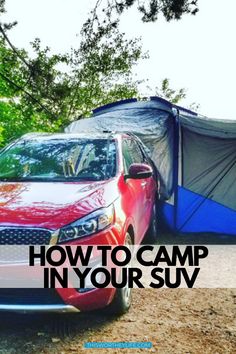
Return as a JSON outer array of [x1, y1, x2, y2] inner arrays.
[[126, 163, 153, 180]]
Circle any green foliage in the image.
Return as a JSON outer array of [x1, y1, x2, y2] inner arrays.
[[0, 125, 3, 144], [0, 0, 17, 30], [155, 78, 186, 104], [0, 11, 143, 147], [0, 100, 61, 145], [92, 0, 198, 23], [152, 78, 199, 111], [188, 101, 200, 112], [0, 38, 27, 97], [0, 1, 199, 148]]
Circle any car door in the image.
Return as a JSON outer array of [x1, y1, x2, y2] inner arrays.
[[122, 138, 153, 242]]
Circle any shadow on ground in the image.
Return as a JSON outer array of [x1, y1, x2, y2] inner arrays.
[[0, 310, 117, 351]]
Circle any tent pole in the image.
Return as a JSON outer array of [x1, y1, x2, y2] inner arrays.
[[173, 109, 180, 232]]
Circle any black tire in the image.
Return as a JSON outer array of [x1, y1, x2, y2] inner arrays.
[[105, 232, 133, 316], [144, 198, 158, 244]]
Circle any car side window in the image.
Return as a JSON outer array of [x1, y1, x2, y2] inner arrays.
[[122, 138, 145, 174]]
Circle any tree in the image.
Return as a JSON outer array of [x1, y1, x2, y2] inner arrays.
[[0, 4, 144, 146], [155, 78, 186, 104], [146, 78, 199, 111], [151, 78, 199, 111], [0, 0, 200, 147], [90, 0, 198, 23], [0, 0, 16, 30]]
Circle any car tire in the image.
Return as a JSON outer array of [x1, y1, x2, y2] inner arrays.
[[145, 197, 158, 244], [105, 232, 133, 316]]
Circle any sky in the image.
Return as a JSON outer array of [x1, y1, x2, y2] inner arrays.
[[2, 0, 236, 119]]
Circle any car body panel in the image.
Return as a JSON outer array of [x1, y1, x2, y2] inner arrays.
[[0, 132, 157, 312], [0, 179, 119, 229]]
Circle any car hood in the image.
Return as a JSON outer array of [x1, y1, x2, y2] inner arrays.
[[0, 180, 119, 229]]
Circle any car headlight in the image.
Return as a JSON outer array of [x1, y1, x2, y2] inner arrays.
[[58, 204, 114, 243]]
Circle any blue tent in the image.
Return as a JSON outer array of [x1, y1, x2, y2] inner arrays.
[[66, 97, 236, 236]]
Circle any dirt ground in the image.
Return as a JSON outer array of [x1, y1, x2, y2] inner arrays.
[[0, 288, 235, 354], [0, 232, 235, 354]]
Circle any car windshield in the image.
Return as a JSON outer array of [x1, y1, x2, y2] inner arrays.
[[0, 138, 117, 182]]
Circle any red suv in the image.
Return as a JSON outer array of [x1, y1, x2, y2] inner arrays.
[[0, 132, 158, 314]]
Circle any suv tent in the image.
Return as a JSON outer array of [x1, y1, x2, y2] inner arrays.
[[65, 97, 236, 236]]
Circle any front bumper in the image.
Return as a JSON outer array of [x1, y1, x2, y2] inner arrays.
[[0, 288, 116, 313], [0, 303, 79, 313], [0, 224, 122, 313]]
